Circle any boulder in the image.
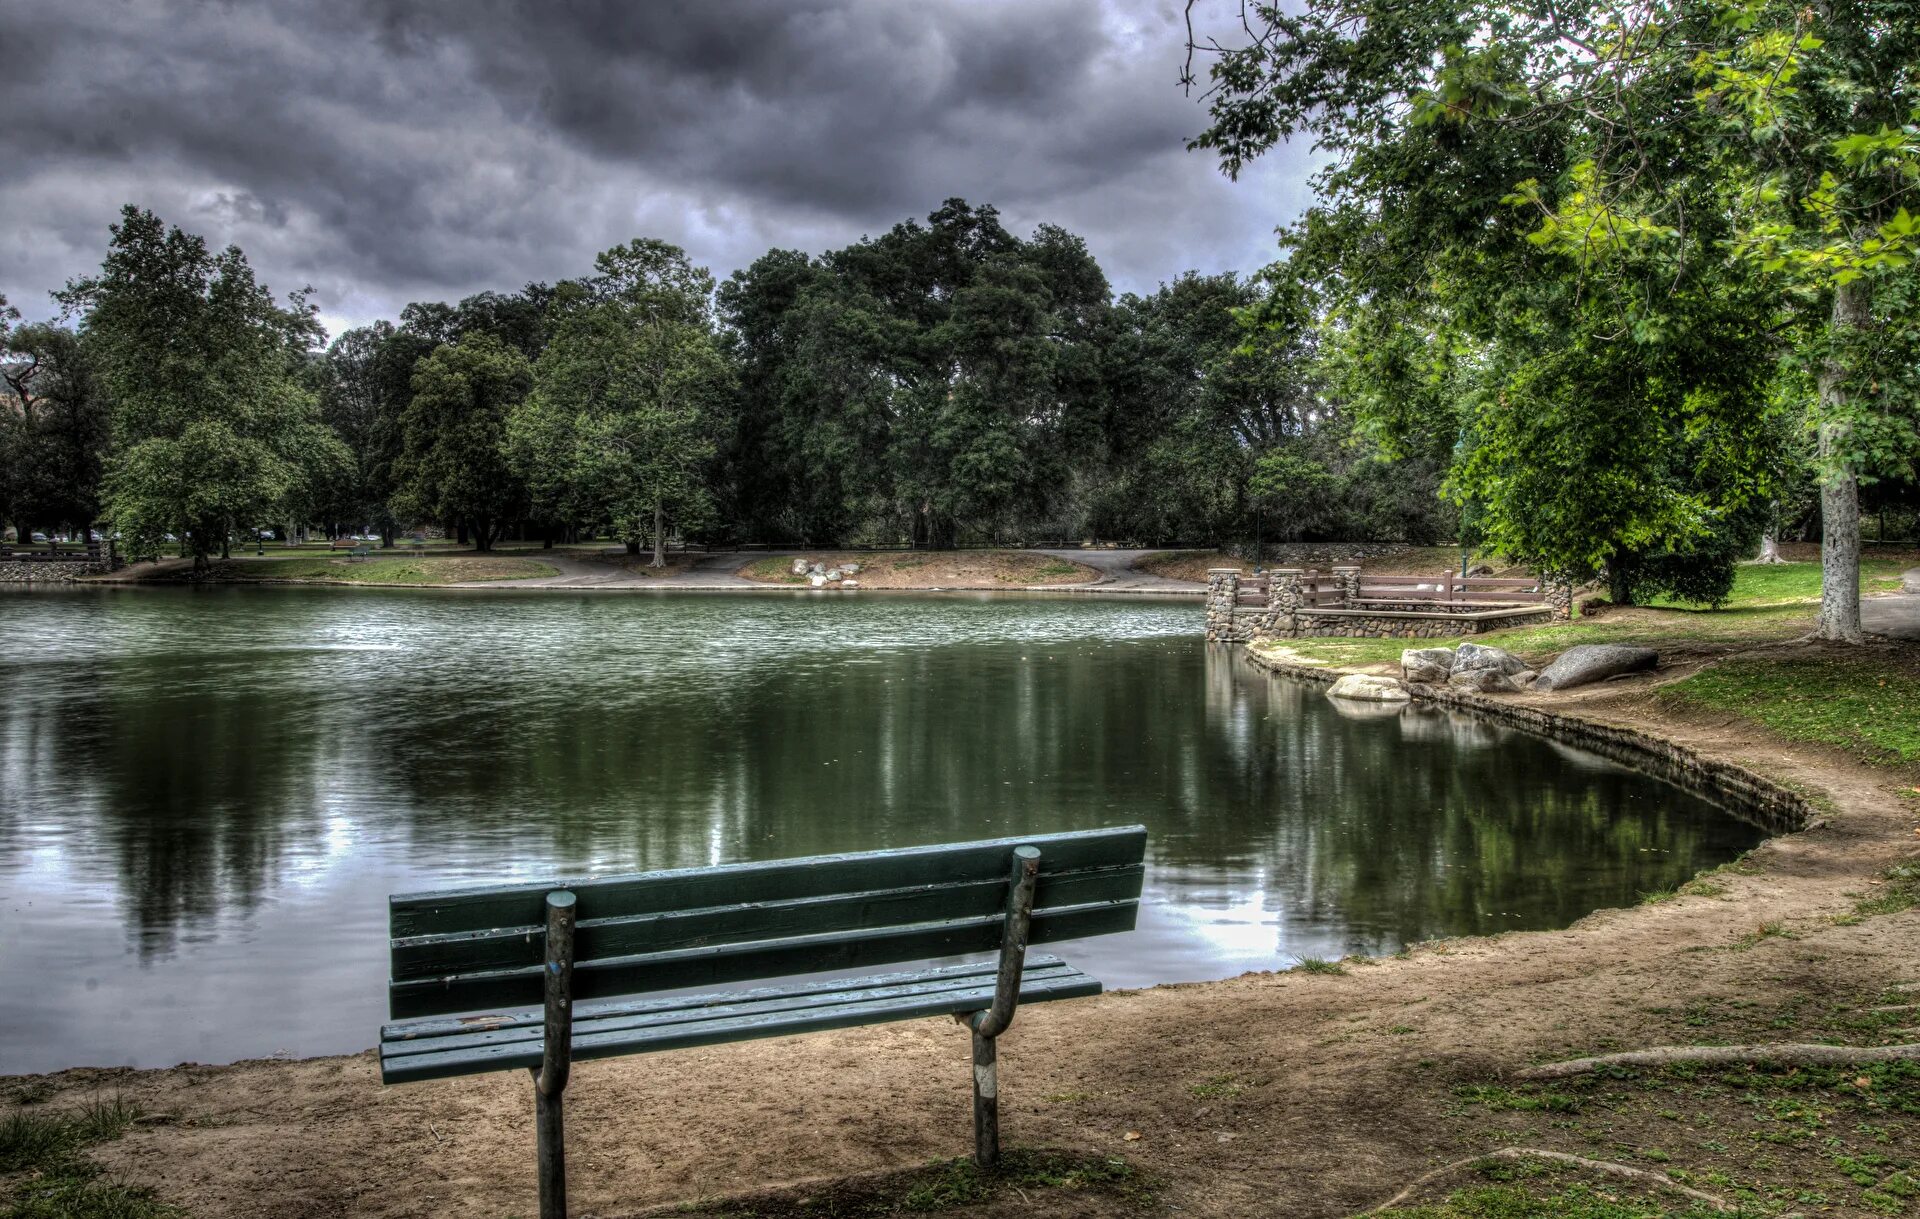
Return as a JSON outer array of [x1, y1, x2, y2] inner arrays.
[[808, 572, 828, 588], [1453, 641, 1527, 677], [842, 562, 861, 574], [824, 568, 843, 581], [1466, 563, 1495, 576], [1448, 666, 1522, 693], [1326, 674, 1411, 702], [1534, 644, 1658, 691], [1401, 647, 1456, 684], [808, 562, 825, 576], [841, 579, 860, 589], [790, 558, 810, 576]]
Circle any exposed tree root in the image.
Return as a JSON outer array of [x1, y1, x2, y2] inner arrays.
[[1516, 1042, 1920, 1080], [1365, 1147, 1736, 1213]]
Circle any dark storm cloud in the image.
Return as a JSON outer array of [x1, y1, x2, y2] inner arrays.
[[0, 0, 1321, 335]]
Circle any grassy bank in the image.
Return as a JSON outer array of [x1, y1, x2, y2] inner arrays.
[[201, 555, 556, 585], [739, 551, 1093, 588]]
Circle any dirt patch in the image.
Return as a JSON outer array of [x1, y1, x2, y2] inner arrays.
[[739, 551, 1096, 589], [10, 667, 1920, 1218]]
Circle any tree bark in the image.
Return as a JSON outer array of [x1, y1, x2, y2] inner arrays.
[[650, 501, 667, 568], [1816, 278, 1870, 643], [1754, 521, 1785, 564]]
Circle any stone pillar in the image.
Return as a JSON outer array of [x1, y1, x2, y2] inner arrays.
[[1331, 565, 1361, 608], [1543, 576, 1575, 622], [1205, 568, 1242, 642], [1266, 568, 1303, 638]]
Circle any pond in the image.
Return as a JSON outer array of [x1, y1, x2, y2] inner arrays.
[[0, 586, 1767, 1073]]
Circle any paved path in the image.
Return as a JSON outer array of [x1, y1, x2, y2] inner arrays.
[[1864, 577, 1920, 640], [458, 548, 1205, 595]]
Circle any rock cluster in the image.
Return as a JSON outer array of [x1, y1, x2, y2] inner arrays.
[[1398, 642, 1538, 693], [793, 558, 863, 589]]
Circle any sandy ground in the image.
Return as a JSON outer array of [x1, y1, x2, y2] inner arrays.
[[9, 651, 1920, 1218]]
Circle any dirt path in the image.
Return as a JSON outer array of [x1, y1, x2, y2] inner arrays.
[[11, 656, 1919, 1218], [1865, 586, 1920, 640]]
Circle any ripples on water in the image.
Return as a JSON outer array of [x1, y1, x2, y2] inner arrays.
[[0, 585, 1766, 1072]]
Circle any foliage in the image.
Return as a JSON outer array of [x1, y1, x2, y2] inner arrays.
[[511, 240, 731, 562], [1185, 0, 1920, 612], [56, 206, 340, 567], [389, 334, 531, 550], [0, 305, 107, 541]]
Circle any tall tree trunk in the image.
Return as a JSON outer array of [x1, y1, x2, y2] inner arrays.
[[1816, 279, 1870, 643], [456, 520, 468, 546], [1754, 510, 1785, 564], [650, 501, 666, 568]]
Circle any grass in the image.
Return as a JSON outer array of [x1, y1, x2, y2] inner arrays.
[[1293, 956, 1348, 975], [209, 555, 556, 585], [0, 1097, 181, 1219], [666, 1150, 1154, 1217], [1661, 648, 1920, 768], [1650, 560, 1909, 609], [1379, 1181, 1724, 1218]]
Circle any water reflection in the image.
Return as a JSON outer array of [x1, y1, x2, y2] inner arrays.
[[0, 587, 1764, 1071]]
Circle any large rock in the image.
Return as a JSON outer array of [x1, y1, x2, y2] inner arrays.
[[1534, 644, 1658, 691], [1453, 641, 1527, 677], [1326, 674, 1411, 702], [1448, 666, 1522, 693], [1401, 647, 1456, 684], [790, 558, 811, 576]]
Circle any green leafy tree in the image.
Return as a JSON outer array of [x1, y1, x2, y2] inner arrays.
[[1187, 0, 1916, 626], [512, 240, 732, 565], [1186, 0, 1801, 603], [57, 207, 336, 567], [1, 302, 109, 546], [391, 334, 531, 551]]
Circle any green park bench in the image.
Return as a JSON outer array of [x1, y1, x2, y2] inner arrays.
[[347, 545, 371, 561], [379, 825, 1147, 1219]]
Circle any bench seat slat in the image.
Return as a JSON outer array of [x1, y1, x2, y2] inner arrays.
[[380, 957, 1100, 1084], [388, 898, 1136, 1020], [389, 863, 1144, 982], [389, 825, 1147, 939], [382, 956, 1037, 1040], [384, 956, 1085, 1059]]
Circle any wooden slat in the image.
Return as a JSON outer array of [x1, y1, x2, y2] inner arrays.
[[389, 898, 1136, 1020], [385, 954, 1065, 1040], [384, 957, 1085, 1059], [389, 825, 1147, 939], [390, 863, 1142, 981], [382, 962, 1100, 1084]]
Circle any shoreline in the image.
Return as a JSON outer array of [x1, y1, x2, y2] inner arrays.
[[9, 646, 1916, 1217]]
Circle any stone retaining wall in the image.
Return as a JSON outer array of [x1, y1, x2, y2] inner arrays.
[[0, 559, 114, 582], [1244, 647, 1811, 835], [1205, 565, 1567, 643]]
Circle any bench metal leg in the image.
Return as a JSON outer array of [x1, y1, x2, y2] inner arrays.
[[963, 845, 1041, 1170], [971, 1030, 999, 1169], [534, 890, 577, 1219]]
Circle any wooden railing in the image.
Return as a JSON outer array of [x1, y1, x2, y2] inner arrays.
[[1, 540, 114, 563], [1229, 569, 1544, 609], [1350, 574, 1544, 608]]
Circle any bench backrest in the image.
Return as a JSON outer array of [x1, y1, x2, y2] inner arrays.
[[387, 825, 1147, 1021]]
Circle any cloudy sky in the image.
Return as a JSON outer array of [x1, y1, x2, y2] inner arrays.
[[1, 0, 1322, 340]]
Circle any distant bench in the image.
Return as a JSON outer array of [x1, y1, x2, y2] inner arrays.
[[379, 826, 1148, 1219]]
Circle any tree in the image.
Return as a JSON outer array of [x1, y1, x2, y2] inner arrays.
[[390, 334, 531, 551], [512, 240, 732, 565], [1186, 0, 1918, 628], [1, 301, 109, 546], [1185, 0, 1800, 602], [57, 207, 333, 568]]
